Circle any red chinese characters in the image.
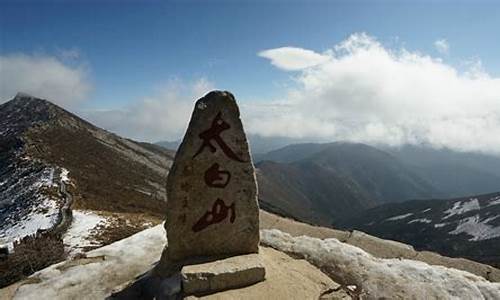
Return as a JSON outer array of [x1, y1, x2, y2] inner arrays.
[[192, 112, 244, 233], [204, 163, 231, 188], [192, 198, 236, 232], [193, 112, 246, 162]]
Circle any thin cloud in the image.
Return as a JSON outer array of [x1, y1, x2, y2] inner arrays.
[[82, 78, 214, 142], [434, 39, 450, 55], [258, 47, 330, 71]]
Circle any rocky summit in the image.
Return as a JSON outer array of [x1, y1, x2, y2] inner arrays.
[[163, 91, 260, 262]]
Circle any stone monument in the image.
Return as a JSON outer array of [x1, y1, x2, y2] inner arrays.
[[158, 91, 263, 296]]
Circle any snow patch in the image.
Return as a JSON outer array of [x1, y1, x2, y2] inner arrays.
[[434, 223, 448, 228], [488, 196, 500, 207], [449, 215, 500, 241], [443, 198, 480, 220], [261, 229, 500, 299], [60, 168, 70, 183], [63, 210, 108, 255], [386, 213, 413, 221], [0, 167, 61, 249], [408, 218, 432, 224], [13, 225, 167, 300], [421, 208, 431, 213], [0, 197, 59, 250]]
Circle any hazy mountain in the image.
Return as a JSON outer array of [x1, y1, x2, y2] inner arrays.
[[256, 142, 440, 226], [258, 142, 500, 198], [155, 140, 181, 151], [156, 134, 313, 155], [253, 142, 332, 163], [339, 192, 500, 268], [383, 145, 500, 197]]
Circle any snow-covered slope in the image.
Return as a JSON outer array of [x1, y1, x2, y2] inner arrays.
[[0, 159, 68, 250], [340, 192, 500, 268]]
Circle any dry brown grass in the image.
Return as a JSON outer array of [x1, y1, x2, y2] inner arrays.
[[25, 125, 168, 219], [89, 211, 162, 247], [0, 232, 65, 288]]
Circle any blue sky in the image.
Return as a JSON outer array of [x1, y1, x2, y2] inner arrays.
[[2, 1, 500, 153]]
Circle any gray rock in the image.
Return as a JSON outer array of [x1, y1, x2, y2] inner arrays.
[[164, 91, 260, 262], [181, 253, 265, 296]]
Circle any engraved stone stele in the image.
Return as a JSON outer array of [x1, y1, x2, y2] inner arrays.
[[163, 90, 260, 263]]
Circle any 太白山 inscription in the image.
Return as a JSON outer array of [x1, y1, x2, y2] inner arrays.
[[192, 198, 236, 233], [164, 91, 259, 262]]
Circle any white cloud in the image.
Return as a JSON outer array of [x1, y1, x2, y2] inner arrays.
[[57, 47, 81, 61], [254, 33, 500, 155], [434, 39, 449, 55], [0, 53, 91, 107], [258, 47, 330, 71], [82, 78, 214, 142]]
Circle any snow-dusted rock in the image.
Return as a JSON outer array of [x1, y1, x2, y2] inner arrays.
[[261, 229, 500, 299], [182, 253, 265, 295], [4, 225, 167, 300], [345, 230, 416, 259]]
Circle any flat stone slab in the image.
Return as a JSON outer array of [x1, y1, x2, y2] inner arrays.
[[181, 253, 265, 296]]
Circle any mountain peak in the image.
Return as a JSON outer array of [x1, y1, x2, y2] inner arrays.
[[0, 94, 71, 138], [14, 92, 36, 100]]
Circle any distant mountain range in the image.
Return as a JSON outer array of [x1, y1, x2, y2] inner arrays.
[[255, 142, 440, 226], [156, 134, 318, 155], [251, 141, 500, 224], [383, 145, 500, 198], [339, 192, 500, 268]]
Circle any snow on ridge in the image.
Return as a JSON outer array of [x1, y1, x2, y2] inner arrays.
[[421, 208, 431, 213], [261, 229, 500, 299], [488, 196, 500, 207], [449, 215, 500, 242], [386, 213, 413, 221], [0, 167, 61, 249], [63, 210, 108, 256], [434, 223, 448, 228], [60, 168, 70, 183], [443, 198, 480, 220], [0, 197, 59, 250], [408, 218, 432, 224]]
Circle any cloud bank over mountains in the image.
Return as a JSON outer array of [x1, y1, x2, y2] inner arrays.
[[0, 53, 91, 107], [81, 78, 214, 142], [254, 33, 500, 154], [2, 33, 500, 155]]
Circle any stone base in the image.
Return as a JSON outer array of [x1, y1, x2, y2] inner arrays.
[[181, 253, 265, 296]]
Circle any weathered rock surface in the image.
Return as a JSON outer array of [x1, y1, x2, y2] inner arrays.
[[185, 246, 341, 300], [164, 91, 259, 262], [182, 253, 265, 296]]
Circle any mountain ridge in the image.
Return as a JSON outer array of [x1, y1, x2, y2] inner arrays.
[[255, 142, 441, 226]]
